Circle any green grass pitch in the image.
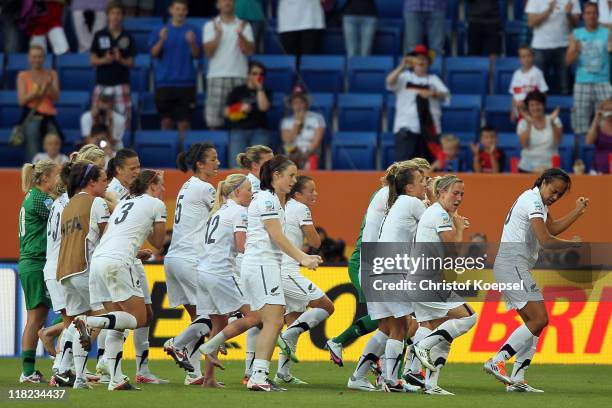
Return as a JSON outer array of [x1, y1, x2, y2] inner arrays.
[[0, 359, 610, 408]]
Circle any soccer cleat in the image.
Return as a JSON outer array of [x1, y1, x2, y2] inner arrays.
[[108, 380, 141, 391], [135, 372, 170, 384], [73, 315, 92, 352], [51, 370, 75, 387], [247, 377, 286, 392], [506, 382, 544, 393], [403, 372, 425, 388], [218, 343, 227, 355], [347, 376, 379, 391], [85, 368, 100, 383], [277, 335, 299, 363], [242, 375, 250, 385], [163, 338, 194, 372], [412, 344, 436, 371], [73, 378, 93, 390], [19, 370, 44, 384], [424, 385, 455, 395], [184, 373, 205, 385], [274, 373, 308, 385], [325, 339, 344, 367], [383, 380, 420, 393], [483, 359, 513, 385]]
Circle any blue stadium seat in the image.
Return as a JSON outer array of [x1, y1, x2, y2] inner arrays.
[[496, 132, 521, 171], [4, 53, 53, 88], [373, 26, 402, 56], [57, 54, 95, 91], [310, 93, 335, 147], [184, 131, 229, 168], [455, 132, 478, 144], [332, 131, 377, 170], [61, 129, 82, 154], [484, 95, 515, 132], [441, 94, 482, 134], [514, 0, 525, 21], [504, 20, 522, 57], [376, 0, 403, 19], [494, 57, 520, 94], [134, 130, 179, 168], [191, 93, 205, 130], [139, 92, 159, 129], [580, 143, 595, 172], [320, 28, 346, 55], [380, 132, 395, 169], [387, 94, 396, 132], [186, 18, 209, 30], [252, 55, 295, 94], [263, 30, 285, 54], [430, 57, 443, 78], [0, 54, 4, 88], [55, 91, 90, 129], [347, 56, 393, 93], [444, 57, 489, 97], [124, 17, 164, 54], [337, 93, 383, 132], [0, 91, 21, 127], [447, 0, 459, 24], [559, 133, 577, 171], [267, 92, 286, 132], [0, 128, 25, 166], [300, 56, 345, 94], [131, 54, 151, 93], [547, 95, 573, 131]]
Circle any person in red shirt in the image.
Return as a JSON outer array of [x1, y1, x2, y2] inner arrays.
[[471, 125, 505, 173]]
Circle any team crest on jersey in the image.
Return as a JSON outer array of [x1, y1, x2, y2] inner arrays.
[[441, 211, 450, 223], [44, 198, 53, 210], [534, 201, 543, 212], [264, 200, 274, 211]]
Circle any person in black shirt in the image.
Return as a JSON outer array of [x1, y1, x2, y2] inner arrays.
[[224, 61, 272, 167], [90, 1, 136, 130]]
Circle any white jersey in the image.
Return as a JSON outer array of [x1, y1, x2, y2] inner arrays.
[[498, 187, 548, 268], [281, 199, 314, 268], [362, 186, 389, 243], [243, 189, 285, 266], [166, 176, 215, 259], [379, 195, 426, 243], [247, 173, 260, 195], [107, 177, 130, 201], [198, 199, 248, 276], [415, 202, 453, 243], [43, 193, 68, 280], [93, 194, 167, 265], [84, 195, 111, 263]]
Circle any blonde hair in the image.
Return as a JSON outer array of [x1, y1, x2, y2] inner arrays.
[[43, 132, 61, 144], [236, 145, 273, 170], [409, 157, 431, 170], [210, 174, 248, 216], [70, 144, 105, 164], [381, 160, 417, 186], [21, 159, 57, 193], [29, 43, 45, 55], [432, 174, 463, 199], [440, 134, 460, 148]]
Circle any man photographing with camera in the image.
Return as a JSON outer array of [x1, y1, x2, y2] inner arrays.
[[80, 90, 126, 151]]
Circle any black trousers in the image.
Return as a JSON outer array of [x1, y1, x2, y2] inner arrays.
[[280, 29, 324, 59], [394, 128, 435, 162]]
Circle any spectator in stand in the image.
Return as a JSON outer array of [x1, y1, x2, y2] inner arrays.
[[71, 0, 108, 53], [281, 86, 326, 170], [342, 0, 377, 57], [149, 0, 201, 135], [432, 134, 465, 171], [519, 1, 534, 47], [203, 0, 255, 129], [567, 2, 612, 137], [25, 0, 69, 55], [526, 0, 581, 95], [593, 0, 612, 80], [585, 99, 612, 174], [466, 0, 502, 60], [386, 44, 449, 163], [471, 125, 505, 173], [225, 61, 272, 167], [80, 90, 126, 151], [509, 46, 548, 122], [17, 44, 62, 162], [516, 90, 562, 173], [32, 132, 69, 165], [124, 0, 154, 16], [90, 1, 135, 131], [235, 0, 265, 53], [278, 0, 325, 60], [403, 0, 446, 56]]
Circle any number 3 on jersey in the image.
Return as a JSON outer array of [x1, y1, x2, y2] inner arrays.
[[115, 202, 134, 224], [205, 215, 220, 244]]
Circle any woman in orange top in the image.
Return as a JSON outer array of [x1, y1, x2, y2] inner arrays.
[[17, 44, 62, 162]]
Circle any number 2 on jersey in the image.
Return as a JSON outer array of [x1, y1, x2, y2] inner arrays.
[[114, 202, 134, 224], [204, 215, 220, 244]]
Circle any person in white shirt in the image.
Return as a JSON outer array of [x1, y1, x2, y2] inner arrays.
[[510, 46, 549, 122], [386, 45, 450, 162], [236, 144, 274, 196], [162, 143, 219, 385], [80, 92, 126, 152], [275, 176, 334, 385], [277, 0, 325, 58], [526, 0, 581, 95], [484, 169, 587, 392], [203, 0, 255, 129], [32, 133, 69, 165]]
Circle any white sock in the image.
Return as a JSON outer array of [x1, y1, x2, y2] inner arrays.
[[86, 312, 137, 330], [352, 330, 388, 379], [402, 336, 415, 377], [52, 330, 63, 371], [72, 327, 88, 382], [174, 316, 211, 349], [493, 324, 535, 363], [511, 335, 538, 382], [185, 338, 202, 376], [277, 350, 292, 377], [58, 325, 76, 373], [133, 327, 150, 375], [105, 330, 126, 384], [425, 341, 450, 389], [384, 339, 404, 384], [245, 326, 260, 376], [96, 329, 107, 367], [200, 332, 227, 355], [283, 308, 330, 344], [418, 314, 477, 349], [409, 326, 431, 374], [251, 359, 270, 383]]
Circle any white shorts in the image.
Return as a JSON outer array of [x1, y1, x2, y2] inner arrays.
[[413, 301, 465, 323], [281, 267, 325, 314], [60, 272, 102, 316], [164, 257, 198, 307], [240, 263, 285, 311], [196, 271, 247, 316], [132, 261, 151, 304], [494, 261, 543, 311], [45, 279, 66, 313], [367, 300, 414, 320], [90, 257, 143, 304]]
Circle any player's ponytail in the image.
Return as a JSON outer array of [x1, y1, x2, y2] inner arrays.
[[260, 155, 295, 193], [130, 169, 160, 196], [210, 174, 247, 216], [72, 144, 105, 164], [410, 157, 431, 171], [177, 143, 215, 173], [433, 174, 463, 199], [51, 161, 73, 199], [387, 163, 420, 210], [21, 160, 58, 193], [533, 168, 571, 193], [289, 175, 313, 199], [237, 145, 274, 170]]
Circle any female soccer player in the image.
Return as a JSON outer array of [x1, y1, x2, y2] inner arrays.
[[83, 170, 167, 391], [237, 144, 273, 195], [197, 173, 253, 387], [484, 168, 587, 392], [18, 159, 60, 383], [163, 143, 218, 385], [275, 176, 334, 385], [57, 162, 110, 389], [410, 175, 477, 396]]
